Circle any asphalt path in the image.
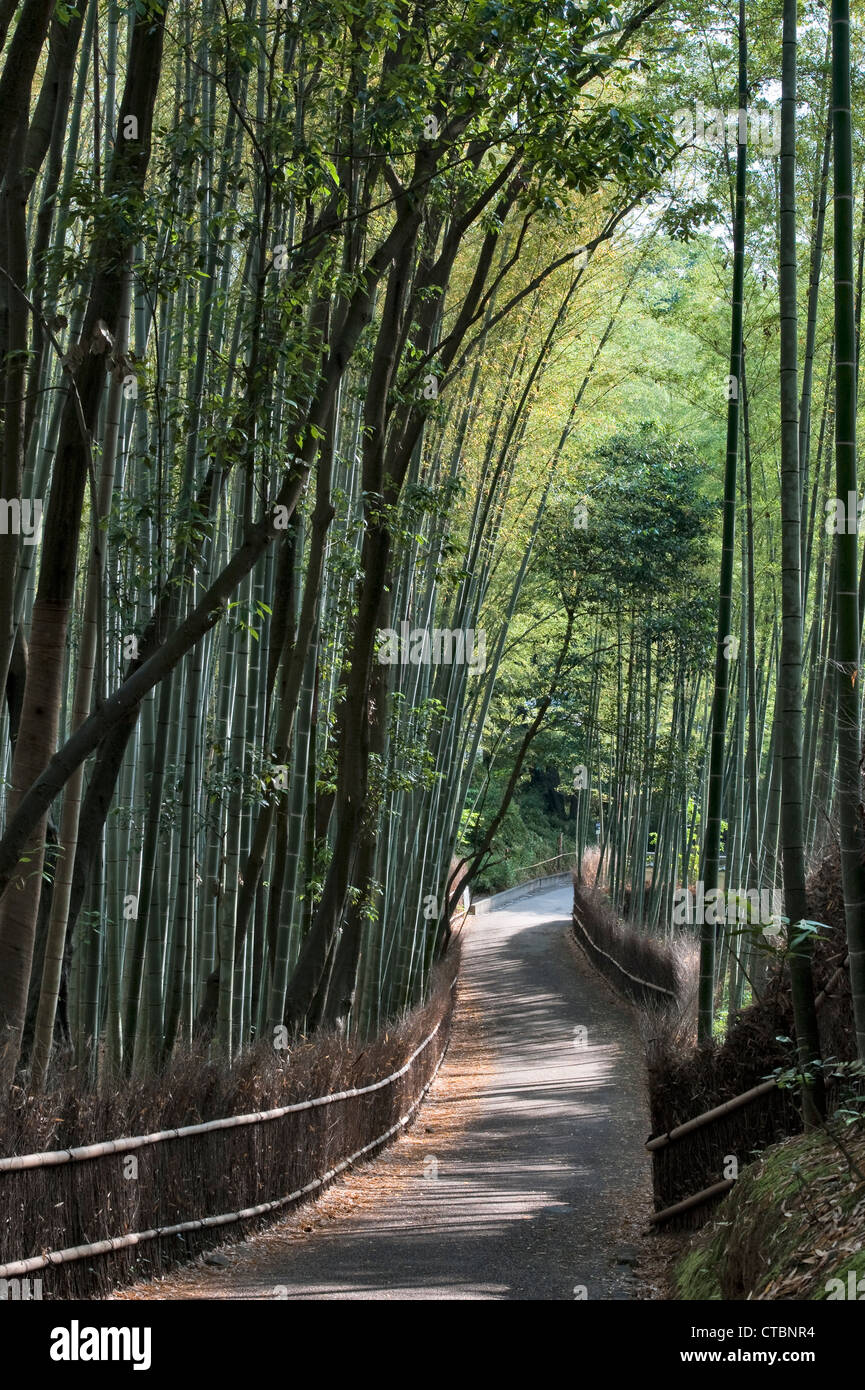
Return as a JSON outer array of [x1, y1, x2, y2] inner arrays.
[[120, 883, 651, 1301]]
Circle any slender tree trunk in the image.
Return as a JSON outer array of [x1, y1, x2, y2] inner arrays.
[[29, 261, 132, 1089], [699, 0, 747, 1043], [777, 0, 824, 1122], [831, 0, 865, 1058], [0, 6, 168, 1085]]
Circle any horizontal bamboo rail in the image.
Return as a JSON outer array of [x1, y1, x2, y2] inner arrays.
[[648, 1177, 736, 1226], [0, 1013, 448, 1174], [518, 852, 576, 877], [647, 950, 852, 1224], [0, 1034, 450, 1280], [572, 907, 678, 1000], [814, 954, 850, 1010], [646, 1079, 778, 1153]]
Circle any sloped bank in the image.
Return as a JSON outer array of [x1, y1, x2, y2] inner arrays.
[[676, 1123, 865, 1300]]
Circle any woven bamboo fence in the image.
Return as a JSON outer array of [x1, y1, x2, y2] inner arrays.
[[570, 880, 830, 1230], [0, 972, 457, 1298]]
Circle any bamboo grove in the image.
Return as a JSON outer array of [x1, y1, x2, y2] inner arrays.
[[2, 0, 865, 1098], [504, 0, 865, 1079], [0, 0, 682, 1085]]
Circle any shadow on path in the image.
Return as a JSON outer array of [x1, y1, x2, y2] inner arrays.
[[121, 884, 651, 1301]]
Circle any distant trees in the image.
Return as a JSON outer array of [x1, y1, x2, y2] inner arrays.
[[490, 422, 716, 926]]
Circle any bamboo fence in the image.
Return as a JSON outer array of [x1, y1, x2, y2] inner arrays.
[[0, 979, 457, 1297]]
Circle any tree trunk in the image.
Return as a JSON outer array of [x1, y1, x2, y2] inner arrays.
[[0, 2, 168, 1086], [831, 0, 865, 1058], [699, 0, 747, 1043], [777, 0, 824, 1122]]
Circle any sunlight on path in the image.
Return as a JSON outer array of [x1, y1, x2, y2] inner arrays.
[[115, 883, 652, 1302]]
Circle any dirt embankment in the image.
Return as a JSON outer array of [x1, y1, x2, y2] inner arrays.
[[675, 1124, 865, 1300]]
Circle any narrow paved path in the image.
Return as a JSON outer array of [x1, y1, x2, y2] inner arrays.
[[118, 883, 652, 1301]]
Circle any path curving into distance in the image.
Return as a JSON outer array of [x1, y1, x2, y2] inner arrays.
[[117, 883, 652, 1301]]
